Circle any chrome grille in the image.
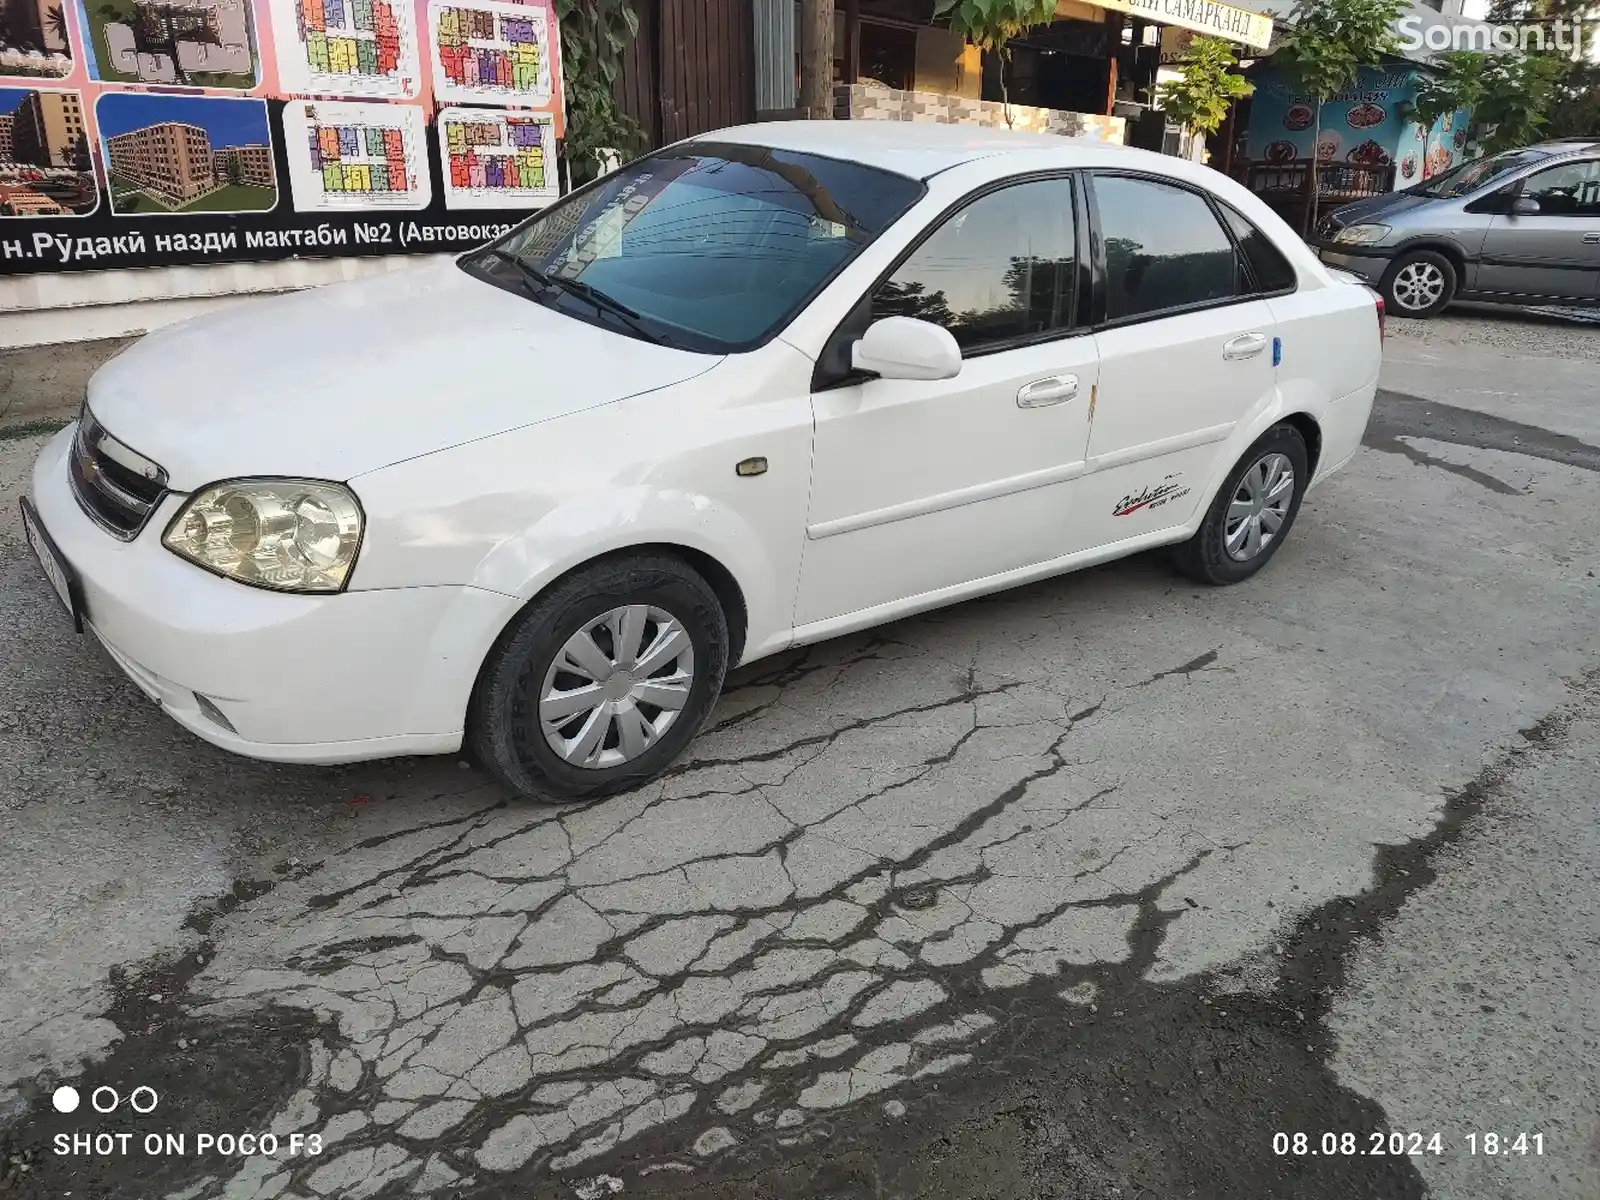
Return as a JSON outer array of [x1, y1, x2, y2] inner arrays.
[[68, 411, 168, 541]]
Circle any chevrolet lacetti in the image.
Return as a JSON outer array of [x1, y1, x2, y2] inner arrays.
[[23, 122, 1384, 802]]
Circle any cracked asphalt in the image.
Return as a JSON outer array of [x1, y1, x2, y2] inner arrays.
[[2, 310, 1599, 1200]]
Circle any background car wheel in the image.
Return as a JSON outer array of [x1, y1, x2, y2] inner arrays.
[[1380, 250, 1456, 318], [1172, 425, 1310, 586], [468, 554, 729, 802]]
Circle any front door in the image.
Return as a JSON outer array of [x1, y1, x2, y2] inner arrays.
[[795, 176, 1098, 628], [1476, 158, 1600, 301]]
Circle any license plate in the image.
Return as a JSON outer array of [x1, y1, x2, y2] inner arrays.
[[20, 497, 83, 633]]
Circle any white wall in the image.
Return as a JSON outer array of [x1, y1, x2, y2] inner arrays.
[[0, 254, 451, 350]]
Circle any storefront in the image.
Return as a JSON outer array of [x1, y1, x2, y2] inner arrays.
[[754, 0, 1276, 145]]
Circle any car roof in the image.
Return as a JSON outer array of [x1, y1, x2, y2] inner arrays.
[[692, 119, 1174, 180]]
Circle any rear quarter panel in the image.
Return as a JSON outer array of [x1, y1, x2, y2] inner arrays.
[[1266, 280, 1382, 482]]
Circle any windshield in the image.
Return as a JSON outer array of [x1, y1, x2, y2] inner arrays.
[[1418, 149, 1552, 198], [469, 144, 925, 353]]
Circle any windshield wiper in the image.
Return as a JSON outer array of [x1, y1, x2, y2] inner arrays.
[[542, 275, 670, 344], [481, 247, 669, 345], [481, 247, 556, 295]]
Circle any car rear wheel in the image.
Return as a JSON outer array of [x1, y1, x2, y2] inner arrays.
[[1172, 425, 1310, 585], [1381, 250, 1456, 318], [468, 554, 729, 802]]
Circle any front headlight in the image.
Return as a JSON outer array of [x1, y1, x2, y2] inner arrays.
[[163, 478, 363, 593], [1333, 222, 1392, 246]]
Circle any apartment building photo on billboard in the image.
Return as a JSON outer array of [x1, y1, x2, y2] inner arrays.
[[0, 0, 75, 78], [0, 87, 97, 217], [96, 92, 276, 213]]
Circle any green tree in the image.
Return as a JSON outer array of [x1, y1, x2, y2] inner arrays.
[[555, 0, 644, 185], [45, 4, 69, 47], [1408, 49, 1568, 156], [933, 0, 1057, 112], [1483, 0, 1600, 141], [1155, 36, 1254, 141], [223, 154, 244, 186], [1273, 0, 1406, 227]]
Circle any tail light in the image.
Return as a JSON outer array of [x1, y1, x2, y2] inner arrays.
[[1370, 289, 1385, 343]]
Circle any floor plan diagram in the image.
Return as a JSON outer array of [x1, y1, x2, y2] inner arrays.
[[428, 0, 551, 105], [269, 0, 419, 98], [437, 106, 555, 210], [282, 99, 429, 211]]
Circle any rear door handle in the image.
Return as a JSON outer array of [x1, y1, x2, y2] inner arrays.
[[1583, 231, 1600, 243], [1016, 374, 1078, 408], [1223, 332, 1269, 361]]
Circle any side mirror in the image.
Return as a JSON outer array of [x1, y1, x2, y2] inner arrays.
[[851, 316, 962, 382], [1511, 196, 1541, 215]]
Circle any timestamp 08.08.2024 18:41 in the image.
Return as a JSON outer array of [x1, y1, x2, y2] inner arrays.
[[1272, 1132, 1546, 1157]]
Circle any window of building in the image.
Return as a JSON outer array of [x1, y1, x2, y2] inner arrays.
[[872, 177, 1077, 351], [1094, 175, 1239, 321]]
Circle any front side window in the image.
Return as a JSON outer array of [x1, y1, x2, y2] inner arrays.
[[1094, 175, 1238, 321], [872, 177, 1077, 352], [472, 144, 925, 352], [1419, 149, 1550, 198], [1519, 160, 1600, 216]]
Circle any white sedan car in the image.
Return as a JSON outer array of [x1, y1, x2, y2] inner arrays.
[[24, 122, 1382, 801]]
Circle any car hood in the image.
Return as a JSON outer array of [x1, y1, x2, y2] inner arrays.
[[86, 260, 721, 489], [1327, 190, 1437, 228]]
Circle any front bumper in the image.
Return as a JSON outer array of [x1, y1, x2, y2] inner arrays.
[[1316, 246, 1393, 287], [27, 426, 522, 765]]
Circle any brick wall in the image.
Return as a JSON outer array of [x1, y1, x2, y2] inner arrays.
[[834, 83, 1126, 143]]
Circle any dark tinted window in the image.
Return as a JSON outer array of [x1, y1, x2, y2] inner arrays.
[[1220, 203, 1297, 293], [872, 178, 1076, 351], [1095, 176, 1238, 321], [1520, 160, 1600, 216], [478, 145, 925, 352]]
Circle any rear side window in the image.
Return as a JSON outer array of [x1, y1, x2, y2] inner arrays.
[[1093, 175, 1238, 321], [1220, 204, 1298, 293]]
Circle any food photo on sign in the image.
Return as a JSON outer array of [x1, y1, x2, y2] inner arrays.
[[0, 0, 567, 271]]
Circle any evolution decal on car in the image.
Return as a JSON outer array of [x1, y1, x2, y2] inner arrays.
[[1113, 475, 1192, 517]]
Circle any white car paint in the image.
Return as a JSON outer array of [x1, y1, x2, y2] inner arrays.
[[27, 121, 1382, 765]]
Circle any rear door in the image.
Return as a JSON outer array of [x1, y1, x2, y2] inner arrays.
[[1476, 158, 1600, 300], [1068, 172, 1280, 553]]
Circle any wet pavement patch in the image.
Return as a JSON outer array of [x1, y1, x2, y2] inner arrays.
[[0, 941, 325, 1200]]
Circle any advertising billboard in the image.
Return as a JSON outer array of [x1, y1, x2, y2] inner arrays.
[[1245, 65, 1473, 191], [0, 0, 563, 274]]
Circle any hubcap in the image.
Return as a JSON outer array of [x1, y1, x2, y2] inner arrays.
[[1392, 261, 1445, 311], [538, 605, 695, 769], [1224, 452, 1295, 562]]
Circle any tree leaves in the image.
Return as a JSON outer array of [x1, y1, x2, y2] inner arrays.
[[1156, 37, 1254, 136], [1275, 0, 1407, 102], [940, 0, 1058, 53]]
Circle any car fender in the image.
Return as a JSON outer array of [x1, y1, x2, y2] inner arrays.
[[348, 345, 817, 669], [467, 482, 797, 664]]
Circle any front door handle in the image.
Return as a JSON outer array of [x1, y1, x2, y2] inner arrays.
[[1223, 332, 1269, 361], [1583, 231, 1600, 243], [1017, 374, 1078, 408]]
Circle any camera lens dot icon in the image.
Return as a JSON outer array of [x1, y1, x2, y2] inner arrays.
[[52, 1086, 80, 1114]]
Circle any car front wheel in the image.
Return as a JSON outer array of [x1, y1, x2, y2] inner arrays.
[[469, 554, 729, 801], [1381, 249, 1456, 318], [1172, 425, 1310, 585]]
